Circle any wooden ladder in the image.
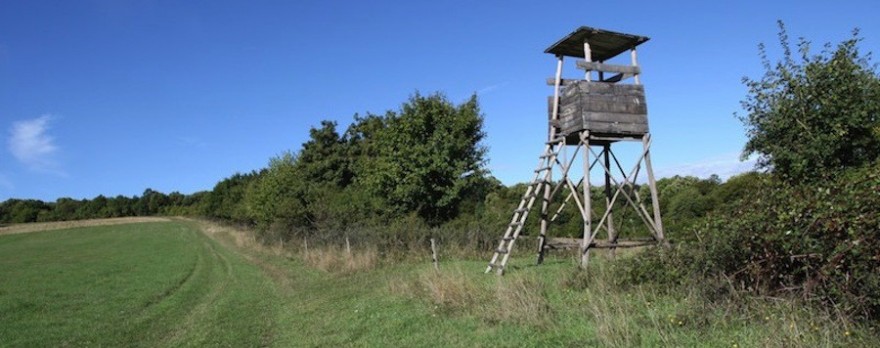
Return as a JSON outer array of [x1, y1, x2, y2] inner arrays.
[[485, 138, 563, 275]]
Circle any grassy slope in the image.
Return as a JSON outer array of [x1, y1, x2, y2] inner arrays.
[[1, 220, 874, 347], [0, 221, 277, 347]]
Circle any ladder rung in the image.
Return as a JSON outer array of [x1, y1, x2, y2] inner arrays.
[[546, 137, 565, 144], [534, 166, 552, 173], [509, 222, 523, 227], [514, 208, 528, 213], [503, 237, 515, 241], [488, 263, 504, 269], [539, 153, 558, 158], [533, 179, 549, 185], [496, 248, 508, 254]]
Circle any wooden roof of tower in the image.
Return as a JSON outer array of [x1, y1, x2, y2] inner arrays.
[[544, 26, 649, 61]]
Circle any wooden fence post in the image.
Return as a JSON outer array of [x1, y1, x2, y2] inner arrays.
[[430, 238, 440, 271]]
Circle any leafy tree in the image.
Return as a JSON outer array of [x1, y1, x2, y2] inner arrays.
[[665, 186, 713, 222], [106, 195, 135, 217], [245, 153, 311, 236], [3, 199, 48, 223], [306, 185, 386, 241], [80, 195, 108, 218], [53, 197, 82, 220], [345, 114, 387, 181], [182, 191, 209, 215], [739, 22, 880, 181], [297, 121, 352, 187], [203, 172, 260, 224], [710, 172, 765, 204], [0, 202, 7, 224], [358, 92, 488, 224], [167, 191, 185, 208], [139, 189, 169, 216]]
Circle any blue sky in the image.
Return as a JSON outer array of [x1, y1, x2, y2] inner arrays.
[[1, 1, 878, 201]]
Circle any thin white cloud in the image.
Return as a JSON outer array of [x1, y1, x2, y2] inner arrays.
[[178, 136, 208, 149], [477, 82, 507, 95], [8, 115, 62, 173], [655, 152, 757, 181]]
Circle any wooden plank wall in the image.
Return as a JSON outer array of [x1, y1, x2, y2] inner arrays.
[[549, 81, 649, 136]]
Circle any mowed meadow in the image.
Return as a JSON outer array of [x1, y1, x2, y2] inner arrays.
[[0, 220, 277, 346], [1, 219, 874, 347]]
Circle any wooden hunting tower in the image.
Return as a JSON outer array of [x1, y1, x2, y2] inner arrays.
[[486, 26, 667, 274]]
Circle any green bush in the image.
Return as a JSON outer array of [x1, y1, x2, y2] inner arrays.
[[739, 23, 880, 182], [627, 161, 880, 321]]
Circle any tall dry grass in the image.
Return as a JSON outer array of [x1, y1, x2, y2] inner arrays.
[[191, 218, 380, 274], [416, 268, 483, 310], [302, 245, 379, 274], [489, 275, 553, 327], [189, 218, 279, 255], [390, 266, 552, 328], [387, 255, 874, 347]]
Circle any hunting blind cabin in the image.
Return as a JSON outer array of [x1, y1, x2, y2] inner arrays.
[[486, 26, 668, 275]]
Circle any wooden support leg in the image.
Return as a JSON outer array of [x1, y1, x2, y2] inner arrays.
[[642, 134, 666, 244], [603, 144, 617, 257], [580, 131, 592, 267], [581, 40, 594, 268]]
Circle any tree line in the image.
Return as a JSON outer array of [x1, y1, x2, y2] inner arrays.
[[0, 189, 199, 224], [1, 91, 738, 252]]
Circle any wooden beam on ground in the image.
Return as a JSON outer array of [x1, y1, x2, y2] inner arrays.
[[546, 237, 657, 250]]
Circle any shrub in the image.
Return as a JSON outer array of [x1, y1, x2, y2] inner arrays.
[[739, 22, 880, 182], [627, 161, 880, 321]]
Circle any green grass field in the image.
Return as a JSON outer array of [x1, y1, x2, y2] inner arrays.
[[0, 219, 873, 347], [0, 221, 277, 347]]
